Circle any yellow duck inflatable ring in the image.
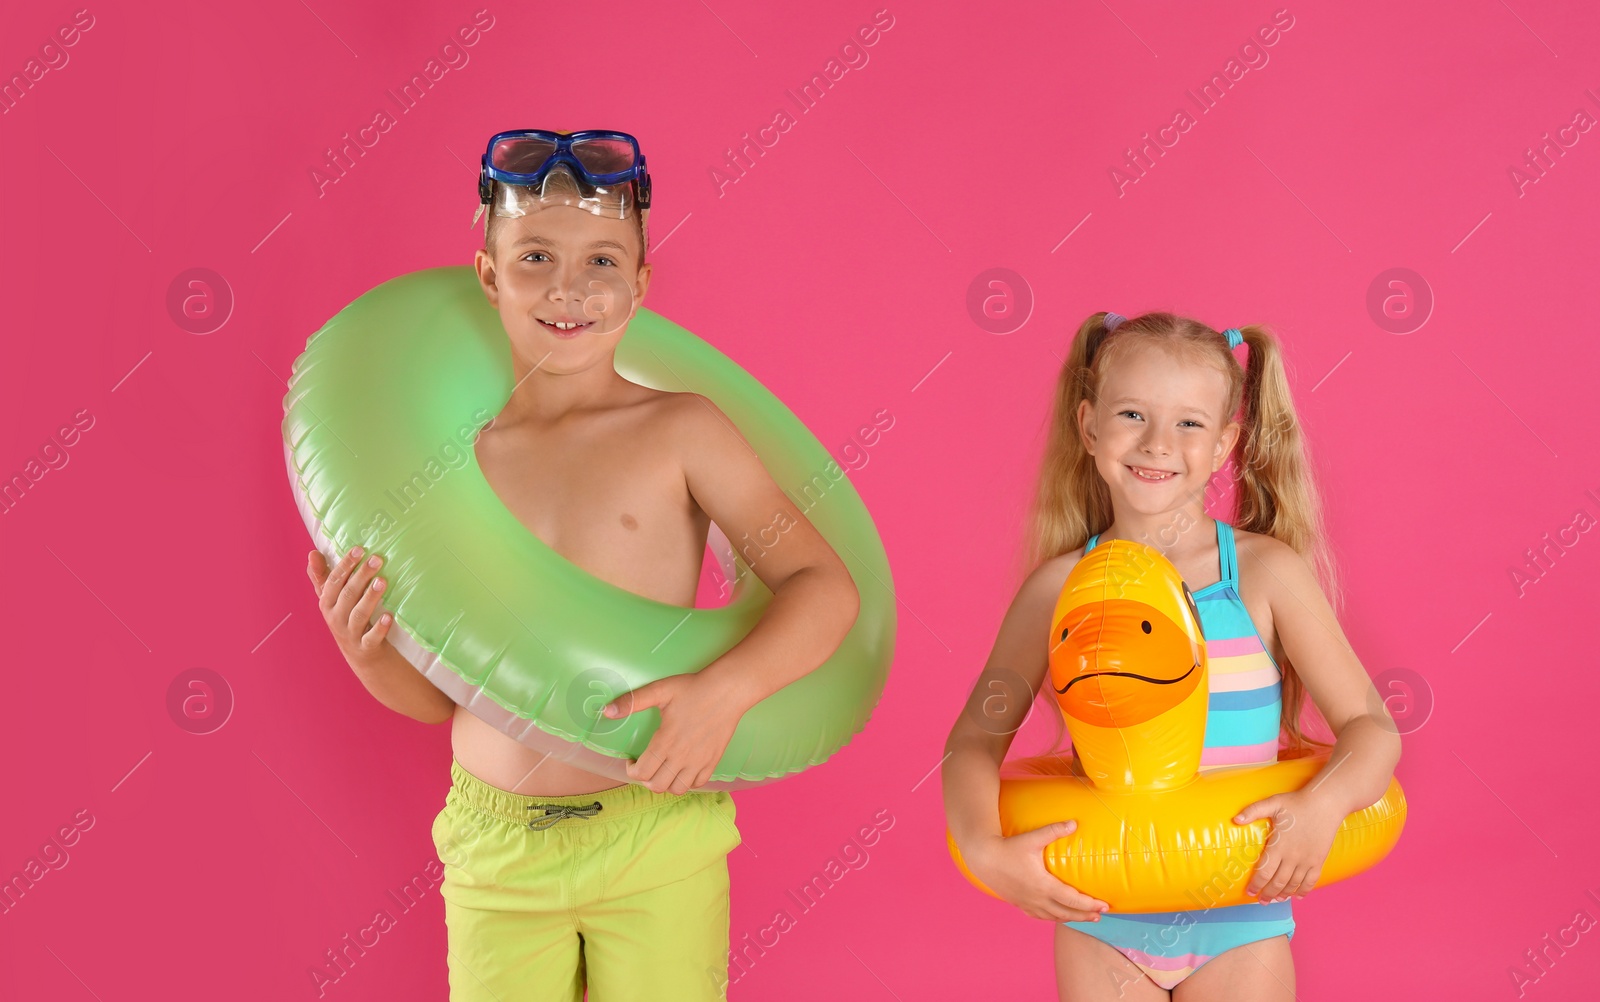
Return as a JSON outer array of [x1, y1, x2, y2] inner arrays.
[[948, 539, 1406, 913]]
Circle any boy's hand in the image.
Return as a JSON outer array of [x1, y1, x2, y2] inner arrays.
[[307, 547, 393, 666], [1233, 789, 1343, 903], [602, 671, 751, 795]]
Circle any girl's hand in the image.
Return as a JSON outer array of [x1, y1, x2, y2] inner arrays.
[[963, 821, 1111, 922], [1233, 790, 1344, 903], [603, 673, 750, 795], [307, 547, 393, 666]]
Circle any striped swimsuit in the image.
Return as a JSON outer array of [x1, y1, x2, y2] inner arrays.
[[1062, 519, 1295, 989]]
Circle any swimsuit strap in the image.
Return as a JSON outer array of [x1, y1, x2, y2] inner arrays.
[[1084, 533, 1100, 552], [1216, 519, 1238, 588]]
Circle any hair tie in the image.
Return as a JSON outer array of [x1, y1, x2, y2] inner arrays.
[[1103, 312, 1128, 333], [1223, 328, 1243, 349]]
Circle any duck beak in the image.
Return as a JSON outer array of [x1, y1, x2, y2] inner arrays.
[[1050, 600, 1203, 728]]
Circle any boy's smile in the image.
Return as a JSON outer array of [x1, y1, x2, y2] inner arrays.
[[538, 318, 595, 336]]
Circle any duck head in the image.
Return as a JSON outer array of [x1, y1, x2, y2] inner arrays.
[[1049, 539, 1209, 793]]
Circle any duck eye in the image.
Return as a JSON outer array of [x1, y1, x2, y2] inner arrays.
[[1059, 627, 1070, 641], [1140, 620, 1152, 634]]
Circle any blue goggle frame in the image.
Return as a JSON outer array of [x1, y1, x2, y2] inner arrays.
[[477, 129, 651, 209]]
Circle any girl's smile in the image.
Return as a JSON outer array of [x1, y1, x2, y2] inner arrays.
[[1126, 464, 1179, 483]]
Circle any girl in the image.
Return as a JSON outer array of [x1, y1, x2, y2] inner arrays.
[[942, 312, 1402, 1000]]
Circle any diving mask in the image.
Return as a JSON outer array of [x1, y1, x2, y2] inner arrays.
[[473, 129, 651, 245]]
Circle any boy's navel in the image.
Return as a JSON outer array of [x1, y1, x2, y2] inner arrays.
[[620, 513, 638, 530]]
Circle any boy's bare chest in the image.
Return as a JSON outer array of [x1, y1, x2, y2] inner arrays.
[[473, 420, 705, 604]]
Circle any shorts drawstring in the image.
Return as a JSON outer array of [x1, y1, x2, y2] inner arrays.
[[527, 801, 604, 831], [444, 759, 683, 829]]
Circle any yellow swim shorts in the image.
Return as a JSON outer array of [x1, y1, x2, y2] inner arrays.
[[431, 758, 742, 1001]]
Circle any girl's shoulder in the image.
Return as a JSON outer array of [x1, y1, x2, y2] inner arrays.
[[1231, 526, 1302, 563], [1034, 546, 1086, 580], [1018, 547, 1084, 609], [1232, 526, 1311, 600]]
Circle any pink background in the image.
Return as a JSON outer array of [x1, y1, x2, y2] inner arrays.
[[4, 1, 1599, 998]]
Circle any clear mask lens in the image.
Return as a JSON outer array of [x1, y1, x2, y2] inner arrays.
[[475, 163, 648, 248], [496, 162, 633, 219]]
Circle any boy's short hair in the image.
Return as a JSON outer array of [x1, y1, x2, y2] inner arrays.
[[485, 193, 648, 268]]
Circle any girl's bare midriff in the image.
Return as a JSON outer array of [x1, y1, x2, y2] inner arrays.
[[455, 387, 710, 797]]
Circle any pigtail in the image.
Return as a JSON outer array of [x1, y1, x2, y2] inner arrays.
[[1021, 313, 1119, 574], [1233, 326, 1340, 751], [1014, 313, 1123, 761], [1233, 326, 1340, 607]]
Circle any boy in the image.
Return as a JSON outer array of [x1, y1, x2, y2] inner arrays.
[[306, 129, 861, 1000]]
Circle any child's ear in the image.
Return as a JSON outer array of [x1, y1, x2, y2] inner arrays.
[[472, 247, 501, 306], [1076, 398, 1097, 455], [1214, 419, 1242, 471], [631, 260, 652, 309]]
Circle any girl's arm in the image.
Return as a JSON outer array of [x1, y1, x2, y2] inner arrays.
[[942, 553, 1110, 923], [1232, 535, 1403, 902]]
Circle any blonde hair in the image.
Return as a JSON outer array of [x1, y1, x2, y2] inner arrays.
[[1024, 311, 1339, 752]]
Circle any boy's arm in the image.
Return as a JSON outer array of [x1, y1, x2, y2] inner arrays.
[[346, 641, 457, 725], [308, 547, 456, 726], [675, 392, 862, 708], [602, 392, 862, 793]]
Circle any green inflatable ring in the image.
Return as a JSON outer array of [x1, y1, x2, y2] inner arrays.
[[282, 265, 895, 787]]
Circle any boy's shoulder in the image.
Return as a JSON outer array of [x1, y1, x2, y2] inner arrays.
[[608, 382, 705, 423], [624, 386, 746, 451], [597, 386, 755, 489]]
